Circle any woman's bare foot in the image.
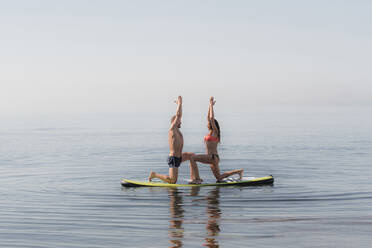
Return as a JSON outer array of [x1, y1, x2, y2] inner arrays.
[[148, 171, 156, 182], [189, 178, 203, 184]]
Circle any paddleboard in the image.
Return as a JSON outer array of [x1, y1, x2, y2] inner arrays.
[[121, 175, 274, 187]]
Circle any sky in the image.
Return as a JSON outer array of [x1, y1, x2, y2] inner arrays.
[[0, 0, 371, 117]]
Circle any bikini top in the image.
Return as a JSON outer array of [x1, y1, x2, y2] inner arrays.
[[204, 134, 219, 142]]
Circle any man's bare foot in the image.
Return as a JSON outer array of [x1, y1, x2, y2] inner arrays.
[[148, 171, 156, 182]]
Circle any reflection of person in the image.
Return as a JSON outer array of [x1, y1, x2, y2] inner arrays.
[[190, 97, 243, 182], [167, 187, 222, 247], [203, 187, 221, 248], [149, 96, 201, 183], [168, 188, 184, 247]]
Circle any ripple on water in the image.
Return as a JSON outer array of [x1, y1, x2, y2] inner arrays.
[[1, 109, 372, 247]]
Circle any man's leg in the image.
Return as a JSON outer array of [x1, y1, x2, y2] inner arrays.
[[168, 168, 178, 184], [183, 152, 203, 184], [149, 168, 178, 184]]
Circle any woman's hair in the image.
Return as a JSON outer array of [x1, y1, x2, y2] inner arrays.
[[208, 119, 221, 142]]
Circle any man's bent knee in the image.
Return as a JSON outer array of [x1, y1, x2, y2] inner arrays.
[[182, 152, 195, 161]]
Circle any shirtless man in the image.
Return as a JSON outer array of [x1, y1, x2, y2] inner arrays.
[[148, 96, 202, 184]]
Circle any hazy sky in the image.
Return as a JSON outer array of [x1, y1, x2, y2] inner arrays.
[[1, 0, 371, 116]]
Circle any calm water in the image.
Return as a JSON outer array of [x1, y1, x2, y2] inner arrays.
[[1, 107, 372, 248]]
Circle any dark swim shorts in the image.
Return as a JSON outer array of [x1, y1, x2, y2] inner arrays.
[[167, 156, 182, 168]]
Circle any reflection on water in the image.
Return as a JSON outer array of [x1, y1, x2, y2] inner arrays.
[[168, 187, 221, 248], [204, 188, 221, 248], [168, 188, 185, 247], [2, 108, 372, 247]]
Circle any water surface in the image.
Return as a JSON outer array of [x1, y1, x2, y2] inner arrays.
[[1, 107, 371, 247]]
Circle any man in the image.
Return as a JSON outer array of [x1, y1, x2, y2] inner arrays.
[[148, 96, 202, 184]]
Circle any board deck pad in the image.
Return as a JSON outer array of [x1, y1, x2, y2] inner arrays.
[[121, 175, 274, 187]]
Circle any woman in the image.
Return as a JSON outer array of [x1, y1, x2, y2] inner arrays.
[[190, 97, 243, 183]]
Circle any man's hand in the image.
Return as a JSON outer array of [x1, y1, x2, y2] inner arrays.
[[210, 96, 216, 106], [175, 96, 182, 105]]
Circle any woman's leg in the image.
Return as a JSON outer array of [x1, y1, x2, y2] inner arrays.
[[182, 152, 202, 183], [218, 168, 244, 181], [192, 154, 244, 181], [189, 154, 214, 183], [210, 163, 244, 182], [192, 154, 220, 181]]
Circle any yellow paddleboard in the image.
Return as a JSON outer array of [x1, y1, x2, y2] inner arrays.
[[121, 175, 274, 187]]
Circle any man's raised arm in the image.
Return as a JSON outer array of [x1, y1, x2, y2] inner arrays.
[[170, 96, 182, 129]]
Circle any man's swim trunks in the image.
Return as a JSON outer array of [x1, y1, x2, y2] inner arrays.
[[167, 156, 182, 168]]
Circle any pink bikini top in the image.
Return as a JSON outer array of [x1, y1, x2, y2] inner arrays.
[[204, 134, 219, 142]]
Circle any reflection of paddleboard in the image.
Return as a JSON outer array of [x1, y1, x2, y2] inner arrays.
[[121, 175, 274, 187]]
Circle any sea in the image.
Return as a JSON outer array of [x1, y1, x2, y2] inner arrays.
[[1, 106, 371, 248]]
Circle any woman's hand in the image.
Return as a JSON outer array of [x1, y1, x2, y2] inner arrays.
[[174, 95, 182, 105], [210, 96, 216, 106]]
